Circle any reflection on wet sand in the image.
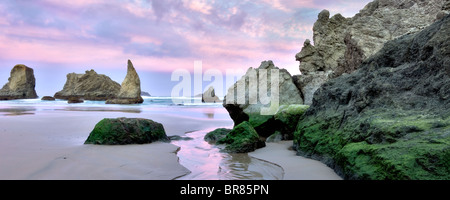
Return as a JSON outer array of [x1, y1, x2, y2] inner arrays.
[[201, 108, 216, 119], [172, 129, 284, 180], [0, 108, 36, 116], [56, 107, 142, 113]]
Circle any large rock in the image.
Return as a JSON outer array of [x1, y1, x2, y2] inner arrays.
[[223, 60, 303, 127], [85, 117, 169, 145], [202, 86, 221, 103], [106, 60, 144, 104], [295, 0, 448, 105], [54, 69, 120, 100], [294, 14, 450, 180], [0, 64, 38, 100]]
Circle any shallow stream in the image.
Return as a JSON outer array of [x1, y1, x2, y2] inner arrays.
[[171, 129, 284, 180]]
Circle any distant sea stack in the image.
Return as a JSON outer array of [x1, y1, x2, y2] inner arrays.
[[294, 0, 448, 105], [0, 64, 38, 100], [54, 69, 120, 101], [202, 86, 221, 103], [106, 60, 144, 104]]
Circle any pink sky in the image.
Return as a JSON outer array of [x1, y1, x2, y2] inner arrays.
[[0, 0, 372, 96]]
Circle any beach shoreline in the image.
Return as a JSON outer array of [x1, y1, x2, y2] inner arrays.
[[0, 104, 341, 180]]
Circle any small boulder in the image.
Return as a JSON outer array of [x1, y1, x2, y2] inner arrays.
[[204, 128, 231, 143], [41, 96, 56, 101], [68, 97, 84, 103], [217, 121, 265, 153], [85, 118, 168, 145]]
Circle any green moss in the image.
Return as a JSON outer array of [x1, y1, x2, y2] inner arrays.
[[217, 121, 265, 153], [294, 110, 450, 180], [247, 113, 273, 128], [85, 118, 168, 145], [274, 104, 310, 123], [246, 104, 310, 139], [204, 128, 231, 143]]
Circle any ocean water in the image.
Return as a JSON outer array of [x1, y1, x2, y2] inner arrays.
[[0, 96, 229, 119]]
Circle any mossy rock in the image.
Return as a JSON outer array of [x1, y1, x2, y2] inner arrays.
[[204, 128, 231, 143], [294, 110, 450, 180], [85, 118, 169, 145], [217, 121, 265, 153], [244, 104, 309, 139], [274, 104, 309, 139]]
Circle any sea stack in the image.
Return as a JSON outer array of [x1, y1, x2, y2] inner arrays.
[[54, 69, 121, 100], [106, 60, 144, 104], [0, 64, 38, 100], [202, 86, 221, 103]]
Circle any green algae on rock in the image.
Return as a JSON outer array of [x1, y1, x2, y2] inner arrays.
[[204, 128, 231, 143], [85, 118, 169, 145], [217, 121, 265, 153], [294, 14, 450, 180]]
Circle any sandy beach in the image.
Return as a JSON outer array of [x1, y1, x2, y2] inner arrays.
[[0, 108, 231, 180], [0, 104, 341, 180], [249, 141, 342, 180]]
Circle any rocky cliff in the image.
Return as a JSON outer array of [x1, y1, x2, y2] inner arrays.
[[0, 64, 38, 100], [106, 60, 144, 104], [295, 0, 448, 105], [294, 14, 450, 180], [54, 69, 121, 100]]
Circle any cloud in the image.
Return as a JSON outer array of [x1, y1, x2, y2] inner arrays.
[[0, 0, 373, 76]]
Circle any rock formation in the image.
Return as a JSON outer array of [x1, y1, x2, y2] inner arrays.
[[141, 91, 151, 96], [0, 64, 38, 100], [41, 96, 55, 101], [106, 60, 144, 104], [85, 117, 168, 145], [295, 0, 448, 105], [223, 60, 303, 127], [216, 121, 265, 153], [67, 97, 84, 104], [294, 14, 450, 180], [54, 69, 120, 100], [204, 128, 231, 143], [202, 86, 221, 103]]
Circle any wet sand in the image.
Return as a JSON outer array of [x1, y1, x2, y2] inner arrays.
[[0, 106, 342, 180], [0, 109, 231, 180], [249, 141, 342, 180], [172, 128, 284, 180]]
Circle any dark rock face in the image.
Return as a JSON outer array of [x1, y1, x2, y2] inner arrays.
[[85, 118, 168, 145], [294, 0, 448, 105], [294, 15, 450, 180], [204, 128, 231, 143], [54, 69, 120, 101], [0, 64, 38, 100]]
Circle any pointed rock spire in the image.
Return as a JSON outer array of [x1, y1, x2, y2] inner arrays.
[[106, 59, 144, 104]]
